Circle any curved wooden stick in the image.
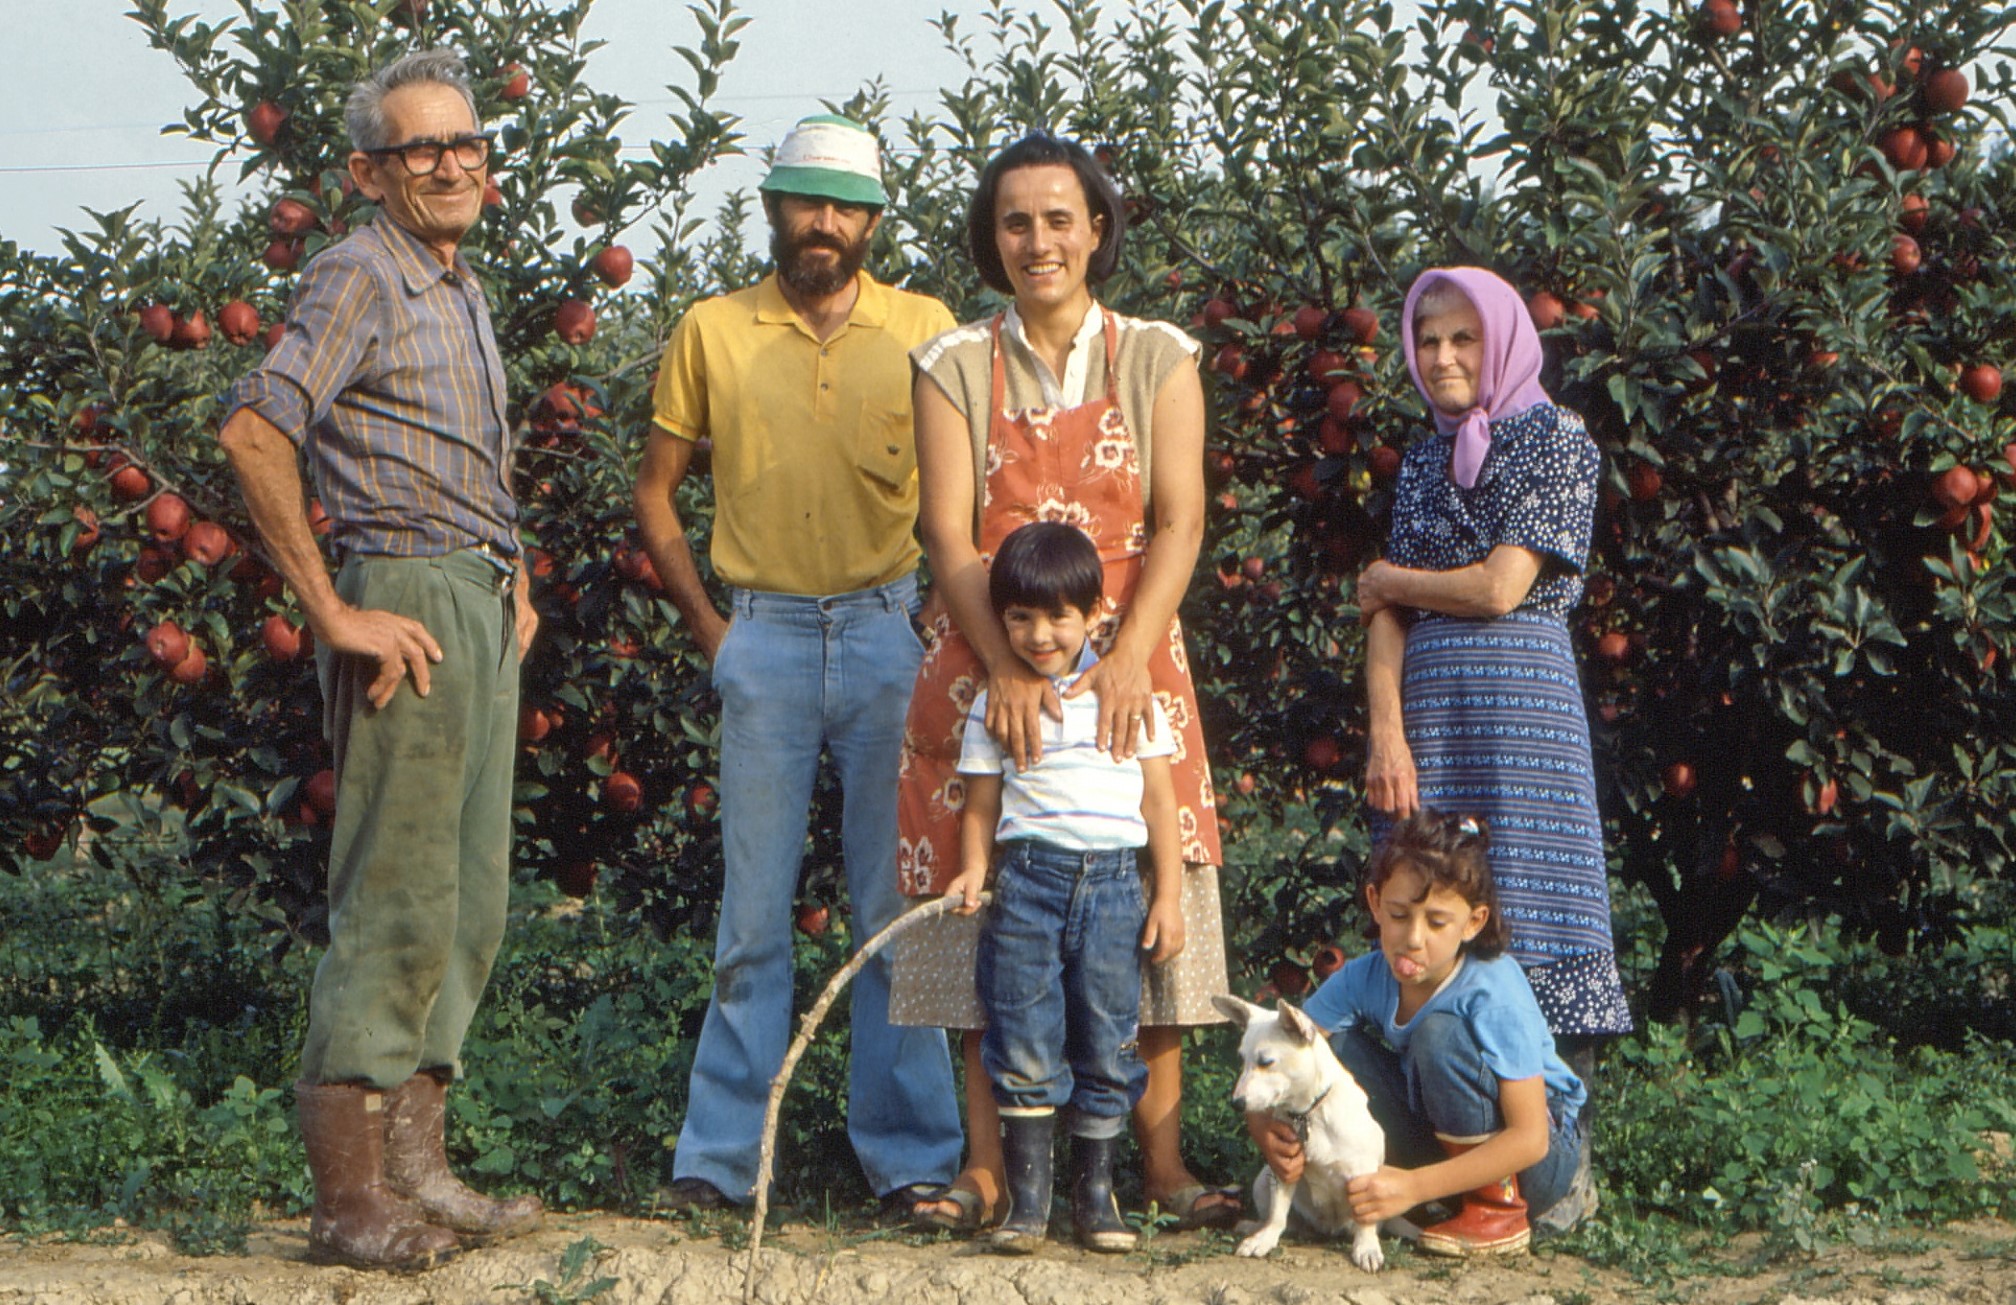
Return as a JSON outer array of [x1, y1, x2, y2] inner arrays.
[[743, 891, 990, 1301]]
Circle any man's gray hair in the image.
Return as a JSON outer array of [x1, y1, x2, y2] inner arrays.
[[345, 48, 480, 152]]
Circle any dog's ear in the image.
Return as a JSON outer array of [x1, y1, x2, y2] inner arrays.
[[1211, 994, 1259, 1029], [1276, 1001, 1324, 1045]]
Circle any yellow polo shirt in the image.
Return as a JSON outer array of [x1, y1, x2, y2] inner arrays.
[[651, 271, 955, 595]]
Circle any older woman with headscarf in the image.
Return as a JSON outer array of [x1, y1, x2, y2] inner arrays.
[[1354, 266, 1630, 1244]]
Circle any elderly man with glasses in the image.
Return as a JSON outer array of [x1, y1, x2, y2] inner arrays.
[[217, 48, 539, 1271]]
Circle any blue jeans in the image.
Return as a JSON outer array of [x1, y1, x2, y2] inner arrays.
[[977, 841, 1149, 1139], [1331, 1014, 1579, 1217], [673, 574, 961, 1200]]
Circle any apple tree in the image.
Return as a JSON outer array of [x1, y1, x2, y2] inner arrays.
[[863, 0, 2016, 1019], [0, 0, 748, 948]]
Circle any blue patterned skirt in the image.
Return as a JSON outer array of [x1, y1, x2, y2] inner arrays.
[[1397, 613, 1632, 1036]]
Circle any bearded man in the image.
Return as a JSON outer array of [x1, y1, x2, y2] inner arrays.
[[633, 115, 962, 1213]]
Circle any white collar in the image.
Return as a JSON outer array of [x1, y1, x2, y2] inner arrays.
[[1003, 301, 1104, 408]]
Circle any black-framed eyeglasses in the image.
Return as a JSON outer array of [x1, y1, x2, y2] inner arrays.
[[364, 132, 494, 177]]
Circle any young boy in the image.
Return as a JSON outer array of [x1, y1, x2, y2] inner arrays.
[[945, 520, 1186, 1253]]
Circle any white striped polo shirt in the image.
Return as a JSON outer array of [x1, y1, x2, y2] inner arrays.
[[957, 646, 1175, 850]]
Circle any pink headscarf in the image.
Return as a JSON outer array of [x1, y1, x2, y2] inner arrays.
[[1400, 267, 1552, 488]]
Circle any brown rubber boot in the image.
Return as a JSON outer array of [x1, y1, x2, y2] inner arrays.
[[1417, 1135, 1531, 1257], [296, 1080, 460, 1271], [383, 1070, 543, 1241]]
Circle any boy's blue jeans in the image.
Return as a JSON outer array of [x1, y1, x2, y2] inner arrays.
[[1331, 1014, 1580, 1217], [977, 840, 1149, 1139]]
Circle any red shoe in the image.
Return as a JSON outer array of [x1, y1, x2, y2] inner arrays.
[[1417, 1136, 1530, 1257]]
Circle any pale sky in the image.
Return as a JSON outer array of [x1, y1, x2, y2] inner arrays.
[[0, 0, 977, 255]]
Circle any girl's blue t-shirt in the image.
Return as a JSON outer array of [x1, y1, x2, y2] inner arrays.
[[1303, 952, 1587, 1121]]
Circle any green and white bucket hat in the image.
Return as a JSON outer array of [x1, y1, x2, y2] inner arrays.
[[759, 115, 887, 207]]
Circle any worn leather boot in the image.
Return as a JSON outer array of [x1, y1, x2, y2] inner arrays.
[[296, 1080, 460, 1271], [987, 1109, 1055, 1253], [1068, 1132, 1136, 1252], [383, 1070, 543, 1241], [1417, 1135, 1530, 1257]]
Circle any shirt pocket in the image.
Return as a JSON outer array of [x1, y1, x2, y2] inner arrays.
[[856, 400, 916, 490]]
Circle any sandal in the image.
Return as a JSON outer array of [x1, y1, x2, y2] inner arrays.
[[1155, 1182, 1244, 1231], [910, 1182, 993, 1233]]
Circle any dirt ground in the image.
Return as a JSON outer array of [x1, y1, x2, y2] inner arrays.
[[4, 1213, 2014, 1305]]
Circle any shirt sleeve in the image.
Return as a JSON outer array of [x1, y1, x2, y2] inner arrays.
[[1462, 960, 1553, 1084], [1136, 697, 1177, 759], [1302, 952, 1379, 1031], [1488, 407, 1599, 572], [650, 310, 708, 441], [955, 692, 1004, 775], [220, 249, 377, 446]]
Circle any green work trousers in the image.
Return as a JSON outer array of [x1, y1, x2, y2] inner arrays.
[[300, 549, 521, 1090]]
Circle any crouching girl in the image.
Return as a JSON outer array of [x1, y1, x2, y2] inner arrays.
[[1248, 810, 1588, 1255]]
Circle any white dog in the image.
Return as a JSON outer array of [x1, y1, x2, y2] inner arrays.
[[1212, 994, 1386, 1269]]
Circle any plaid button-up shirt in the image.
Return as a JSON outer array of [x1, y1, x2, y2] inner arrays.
[[223, 215, 518, 561]]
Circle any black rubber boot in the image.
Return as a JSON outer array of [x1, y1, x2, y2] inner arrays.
[[988, 1110, 1055, 1253], [1069, 1131, 1137, 1252]]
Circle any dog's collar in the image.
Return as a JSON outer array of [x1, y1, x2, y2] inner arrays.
[[1283, 1085, 1333, 1143]]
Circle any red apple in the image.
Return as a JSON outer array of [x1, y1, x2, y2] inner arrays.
[[263, 321, 285, 351], [1627, 462, 1662, 502], [1924, 135, 1956, 169], [519, 704, 554, 743], [483, 181, 505, 208], [1211, 343, 1247, 381], [1325, 380, 1363, 421], [270, 198, 317, 237], [247, 100, 288, 146], [1812, 776, 1840, 817], [132, 545, 173, 584], [1307, 348, 1349, 381], [22, 825, 66, 862], [306, 768, 338, 818], [261, 614, 304, 661], [498, 62, 530, 101], [1368, 444, 1402, 482], [182, 521, 232, 566], [1922, 67, 1968, 114], [1291, 304, 1327, 340], [1311, 944, 1348, 980], [1527, 291, 1566, 330], [168, 643, 208, 686], [1700, 0, 1740, 37], [1202, 297, 1237, 328], [795, 902, 830, 936], [138, 303, 175, 344], [218, 299, 260, 346], [306, 498, 332, 536], [263, 238, 304, 272], [1899, 192, 1930, 235], [1340, 306, 1379, 345], [1662, 761, 1697, 799], [1890, 233, 1921, 276], [554, 299, 597, 345], [591, 244, 634, 288], [1303, 735, 1342, 771], [1595, 631, 1632, 664], [1318, 416, 1353, 455], [146, 493, 191, 543], [572, 196, 603, 227], [1880, 126, 1928, 172], [170, 311, 211, 350], [110, 464, 152, 501], [69, 505, 101, 553], [1934, 465, 1979, 510], [604, 770, 643, 813], [1234, 772, 1257, 796], [684, 781, 717, 817], [1269, 958, 1310, 998], [145, 620, 190, 668], [1958, 364, 2003, 405]]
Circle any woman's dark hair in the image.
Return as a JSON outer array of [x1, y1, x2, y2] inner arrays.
[[1362, 808, 1511, 959], [967, 132, 1127, 296], [989, 521, 1105, 618]]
